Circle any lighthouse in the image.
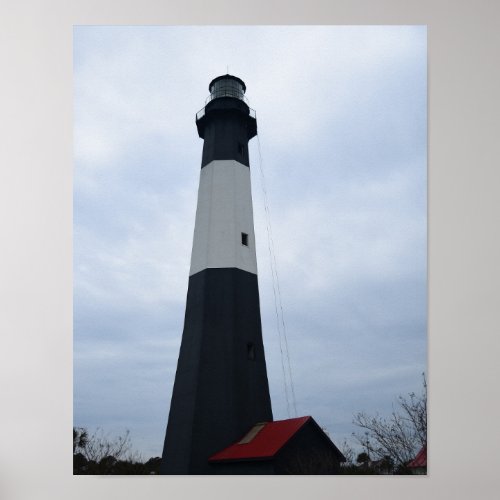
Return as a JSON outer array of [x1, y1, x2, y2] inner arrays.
[[160, 75, 346, 475], [160, 75, 274, 474]]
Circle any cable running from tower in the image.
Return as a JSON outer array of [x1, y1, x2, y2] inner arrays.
[[256, 132, 298, 418]]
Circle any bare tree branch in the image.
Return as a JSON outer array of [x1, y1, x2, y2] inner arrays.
[[79, 428, 134, 463], [352, 373, 427, 468]]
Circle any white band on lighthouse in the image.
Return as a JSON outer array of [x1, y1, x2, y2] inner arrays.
[[189, 159, 258, 277]]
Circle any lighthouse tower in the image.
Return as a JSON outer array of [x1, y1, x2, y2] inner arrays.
[[160, 75, 273, 474]]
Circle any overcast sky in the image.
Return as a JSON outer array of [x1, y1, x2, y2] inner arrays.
[[74, 25, 427, 458]]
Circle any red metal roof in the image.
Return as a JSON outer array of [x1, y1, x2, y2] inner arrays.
[[209, 416, 311, 462], [408, 444, 427, 468]]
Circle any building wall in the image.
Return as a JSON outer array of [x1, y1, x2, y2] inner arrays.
[[274, 424, 343, 474]]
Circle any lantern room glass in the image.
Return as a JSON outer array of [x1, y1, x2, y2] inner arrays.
[[210, 78, 245, 101]]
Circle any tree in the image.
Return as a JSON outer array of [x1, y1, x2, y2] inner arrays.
[[338, 440, 380, 475], [73, 427, 160, 474], [73, 427, 135, 463], [339, 439, 355, 466], [73, 427, 88, 454], [352, 373, 427, 471]]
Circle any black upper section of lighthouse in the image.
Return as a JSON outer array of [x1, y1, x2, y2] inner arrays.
[[196, 74, 257, 168]]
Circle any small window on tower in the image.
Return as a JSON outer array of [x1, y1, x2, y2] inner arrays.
[[238, 142, 244, 155], [241, 232, 248, 246], [247, 342, 255, 360]]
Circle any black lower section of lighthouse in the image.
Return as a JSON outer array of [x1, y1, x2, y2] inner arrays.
[[160, 268, 273, 474]]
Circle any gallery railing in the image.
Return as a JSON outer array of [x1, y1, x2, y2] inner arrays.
[[196, 98, 256, 121]]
